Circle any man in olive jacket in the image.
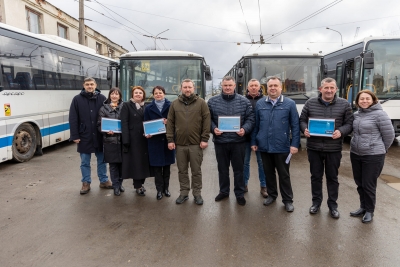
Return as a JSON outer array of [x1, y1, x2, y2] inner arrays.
[[166, 79, 211, 205], [299, 77, 354, 219]]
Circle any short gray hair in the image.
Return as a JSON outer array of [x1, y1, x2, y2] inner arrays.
[[248, 79, 260, 86], [181, 79, 195, 88], [222, 76, 235, 83], [321, 77, 337, 88], [266, 76, 282, 86], [83, 77, 96, 83]]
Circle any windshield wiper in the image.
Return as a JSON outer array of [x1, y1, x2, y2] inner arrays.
[[283, 92, 310, 99], [381, 93, 400, 104]]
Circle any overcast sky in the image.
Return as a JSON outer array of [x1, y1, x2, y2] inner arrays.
[[47, 0, 400, 86]]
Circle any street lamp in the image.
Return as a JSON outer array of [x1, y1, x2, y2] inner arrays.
[[326, 27, 343, 47], [143, 29, 169, 50]]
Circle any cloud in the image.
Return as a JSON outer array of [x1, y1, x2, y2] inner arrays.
[[47, 0, 400, 86]]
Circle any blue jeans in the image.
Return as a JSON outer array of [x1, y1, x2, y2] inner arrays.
[[80, 151, 108, 183], [243, 142, 266, 187]]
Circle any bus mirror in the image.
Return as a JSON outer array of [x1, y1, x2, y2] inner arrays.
[[204, 65, 212, 81], [107, 70, 113, 81], [237, 71, 244, 83], [363, 52, 374, 69], [323, 64, 328, 75], [107, 70, 113, 85]]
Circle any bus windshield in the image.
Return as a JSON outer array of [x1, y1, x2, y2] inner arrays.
[[363, 40, 400, 99], [248, 57, 320, 99], [120, 58, 203, 102]]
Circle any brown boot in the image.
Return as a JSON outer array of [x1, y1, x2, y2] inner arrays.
[[80, 182, 91, 194], [99, 180, 113, 189], [260, 187, 268, 198]]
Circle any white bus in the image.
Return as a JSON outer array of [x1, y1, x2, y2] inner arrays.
[[322, 36, 400, 137], [118, 50, 211, 102], [225, 51, 322, 114], [0, 23, 117, 163]]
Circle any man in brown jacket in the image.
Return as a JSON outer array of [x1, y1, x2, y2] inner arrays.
[[166, 79, 211, 205]]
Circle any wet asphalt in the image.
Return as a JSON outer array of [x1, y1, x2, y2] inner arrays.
[[1, 138, 400, 267]]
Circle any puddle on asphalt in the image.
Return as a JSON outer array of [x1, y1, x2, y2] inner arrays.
[[380, 174, 400, 183], [380, 174, 400, 192]]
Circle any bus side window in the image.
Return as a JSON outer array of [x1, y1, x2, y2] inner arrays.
[[15, 72, 33, 90], [2, 72, 12, 89], [33, 73, 45, 90]]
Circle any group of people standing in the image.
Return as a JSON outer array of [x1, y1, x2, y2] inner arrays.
[[69, 75, 395, 224]]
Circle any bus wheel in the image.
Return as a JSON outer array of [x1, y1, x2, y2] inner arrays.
[[12, 123, 37, 163]]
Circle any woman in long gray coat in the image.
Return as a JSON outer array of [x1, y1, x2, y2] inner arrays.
[[120, 86, 151, 196], [350, 90, 395, 223]]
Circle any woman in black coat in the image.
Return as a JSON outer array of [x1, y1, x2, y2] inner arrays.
[[144, 86, 175, 200], [120, 86, 151, 196], [97, 87, 124, 196]]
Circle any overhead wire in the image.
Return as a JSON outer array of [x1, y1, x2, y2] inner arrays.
[[87, 0, 252, 36], [238, 0, 253, 42], [264, 0, 343, 42], [83, 4, 143, 35], [93, 0, 153, 35], [86, 1, 149, 47]]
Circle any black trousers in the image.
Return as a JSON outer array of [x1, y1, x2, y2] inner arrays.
[[153, 165, 171, 192], [350, 152, 385, 213], [307, 149, 342, 209], [214, 142, 246, 198], [260, 152, 293, 204], [133, 179, 146, 189], [109, 163, 123, 189]]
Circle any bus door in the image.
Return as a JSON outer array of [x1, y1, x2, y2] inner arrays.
[[350, 56, 362, 108], [335, 62, 344, 97], [343, 59, 354, 103]]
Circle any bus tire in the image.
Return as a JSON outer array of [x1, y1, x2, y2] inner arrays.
[[12, 123, 37, 163]]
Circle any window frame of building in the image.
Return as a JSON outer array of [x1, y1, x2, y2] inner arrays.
[[96, 42, 102, 55], [57, 23, 68, 39], [108, 48, 115, 59], [26, 8, 42, 34]]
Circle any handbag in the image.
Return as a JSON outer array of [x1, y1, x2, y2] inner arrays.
[[103, 143, 122, 163]]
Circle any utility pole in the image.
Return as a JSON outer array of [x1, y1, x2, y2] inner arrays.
[[79, 0, 85, 45]]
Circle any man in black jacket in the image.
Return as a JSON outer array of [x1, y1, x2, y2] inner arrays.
[[69, 77, 112, 194], [208, 76, 255, 206], [299, 77, 353, 218]]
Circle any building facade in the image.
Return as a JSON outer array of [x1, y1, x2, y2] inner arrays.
[[0, 0, 128, 59]]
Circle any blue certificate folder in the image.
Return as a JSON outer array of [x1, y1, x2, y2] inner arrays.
[[143, 119, 166, 136], [218, 116, 241, 132], [308, 118, 335, 137], [101, 118, 121, 133]]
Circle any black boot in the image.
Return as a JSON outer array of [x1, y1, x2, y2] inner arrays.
[[362, 212, 374, 223], [164, 188, 171, 197], [157, 191, 163, 200], [114, 187, 121, 196], [120, 185, 125, 192], [350, 208, 366, 217]]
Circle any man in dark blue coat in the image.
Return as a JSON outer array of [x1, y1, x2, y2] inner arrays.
[[69, 77, 112, 194], [251, 76, 300, 212]]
